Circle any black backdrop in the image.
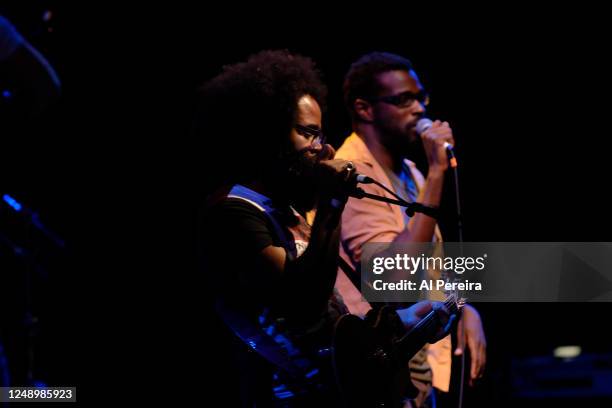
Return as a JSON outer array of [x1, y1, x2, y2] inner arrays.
[[1, 3, 611, 405]]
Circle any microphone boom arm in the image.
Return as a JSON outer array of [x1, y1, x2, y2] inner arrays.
[[350, 187, 440, 219]]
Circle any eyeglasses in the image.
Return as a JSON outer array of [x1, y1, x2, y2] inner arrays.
[[295, 124, 326, 147], [368, 89, 430, 108]]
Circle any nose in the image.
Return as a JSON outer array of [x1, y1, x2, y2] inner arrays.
[[310, 137, 324, 150], [296, 141, 323, 157], [413, 99, 426, 114]]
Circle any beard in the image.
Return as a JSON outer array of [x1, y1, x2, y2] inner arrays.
[[376, 118, 422, 159], [264, 144, 335, 213]]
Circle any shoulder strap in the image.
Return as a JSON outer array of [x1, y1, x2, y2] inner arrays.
[[227, 184, 297, 260]]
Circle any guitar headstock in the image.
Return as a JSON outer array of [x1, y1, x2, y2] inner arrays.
[[444, 290, 467, 314]]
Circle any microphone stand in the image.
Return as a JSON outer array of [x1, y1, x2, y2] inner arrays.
[[450, 164, 466, 408], [350, 187, 440, 219]]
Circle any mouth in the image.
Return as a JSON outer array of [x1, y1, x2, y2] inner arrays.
[[406, 121, 418, 133], [406, 118, 420, 130], [407, 124, 419, 141]]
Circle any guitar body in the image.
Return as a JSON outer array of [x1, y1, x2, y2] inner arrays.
[[333, 296, 462, 407], [332, 306, 418, 408]]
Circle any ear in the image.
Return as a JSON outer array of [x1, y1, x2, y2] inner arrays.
[[354, 98, 374, 122]]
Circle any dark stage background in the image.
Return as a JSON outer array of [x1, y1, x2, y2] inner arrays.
[[1, 3, 611, 406]]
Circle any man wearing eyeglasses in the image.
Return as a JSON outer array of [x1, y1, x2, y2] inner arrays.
[[335, 52, 487, 407]]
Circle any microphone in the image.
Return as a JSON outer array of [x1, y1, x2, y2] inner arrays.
[[353, 173, 373, 184], [340, 161, 374, 186], [416, 118, 457, 168], [343, 166, 374, 199]]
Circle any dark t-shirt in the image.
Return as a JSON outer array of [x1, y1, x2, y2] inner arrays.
[[199, 196, 344, 406], [202, 198, 288, 313]]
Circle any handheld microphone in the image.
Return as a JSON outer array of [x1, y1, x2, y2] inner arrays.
[[416, 118, 457, 168]]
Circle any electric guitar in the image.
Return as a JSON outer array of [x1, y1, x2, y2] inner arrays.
[[332, 294, 465, 407]]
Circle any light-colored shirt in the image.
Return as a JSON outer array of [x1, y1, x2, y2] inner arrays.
[[334, 133, 452, 392]]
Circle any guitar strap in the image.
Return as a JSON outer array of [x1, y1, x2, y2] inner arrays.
[[336, 254, 385, 316], [337, 256, 360, 292]]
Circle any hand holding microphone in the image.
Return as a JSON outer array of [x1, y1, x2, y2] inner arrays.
[[315, 159, 374, 200], [416, 118, 457, 171]]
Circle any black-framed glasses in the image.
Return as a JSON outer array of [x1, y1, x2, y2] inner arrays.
[[368, 89, 430, 108], [295, 124, 326, 147]]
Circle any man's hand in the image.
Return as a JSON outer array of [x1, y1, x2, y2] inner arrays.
[[454, 304, 487, 386], [315, 156, 356, 199], [420, 120, 454, 175], [396, 301, 456, 343], [291, 143, 356, 201]]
